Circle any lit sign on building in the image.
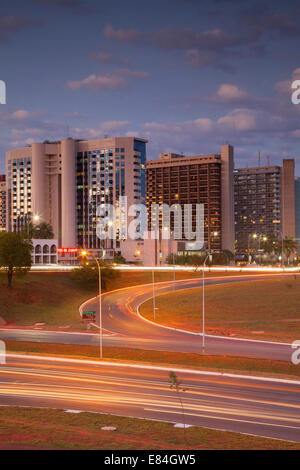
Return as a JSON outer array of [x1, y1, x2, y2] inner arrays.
[[57, 248, 78, 254]]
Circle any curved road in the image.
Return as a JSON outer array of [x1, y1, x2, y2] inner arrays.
[[0, 273, 298, 361], [0, 354, 300, 443]]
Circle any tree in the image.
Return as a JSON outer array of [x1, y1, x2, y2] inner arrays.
[[113, 254, 126, 264], [282, 237, 298, 265], [189, 253, 206, 270], [169, 372, 188, 443], [22, 221, 54, 239], [34, 222, 54, 239], [71, 260, 119, 290], [0, 233, 32, 288]]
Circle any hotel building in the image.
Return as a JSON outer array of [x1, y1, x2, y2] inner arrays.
[[146, 145, 235, 254], [234, 159, 295, 252], [0, 175, 6, 232], [6, 137, 147, 260]]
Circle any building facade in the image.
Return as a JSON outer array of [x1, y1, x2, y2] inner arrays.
[[146, 145, 235, 255], [0, 175, 6, 232], [6, 137, 147, 260], [234, 159, 295, 252], [295, 177, 300, 249]]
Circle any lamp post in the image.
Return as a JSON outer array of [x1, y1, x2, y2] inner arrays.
[[172, 252, 175, 292], [202, 252, 211, 354], [252, 233, 267, 264], [81, 250, 103, 359], [152, 262, 156, 321]]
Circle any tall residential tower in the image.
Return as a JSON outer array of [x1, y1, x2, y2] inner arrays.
[[234, 159, 295, 252], [6, 137, 147, 259], [146, 144, 235, 254]]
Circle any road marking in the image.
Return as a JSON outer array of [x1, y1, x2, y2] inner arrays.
[[143, 408, 300, 432], [4, 353, 300, 386]]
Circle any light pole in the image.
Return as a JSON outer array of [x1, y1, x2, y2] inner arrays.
[[278, 231, 284, 268], [202, 252, 210, 354], [252, 233, 267, 264], [172, 252, 175, 291], [152, 263, 156, 321], [81, 250, 103, 359]]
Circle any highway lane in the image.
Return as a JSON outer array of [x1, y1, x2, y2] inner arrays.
[[0, 273, 298, 361], [0, 354, 300, 443]]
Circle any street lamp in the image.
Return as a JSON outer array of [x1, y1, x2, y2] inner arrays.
[[251, 233, 267, 263], [202, 252, 211, 354], [80, 250, 103, 359]]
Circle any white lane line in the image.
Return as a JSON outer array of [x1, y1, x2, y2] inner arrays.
[[0, 328, 113, 337], [143, 408, 300, 431], [135, 284, 295, 346], [4, 353, 300, 386]]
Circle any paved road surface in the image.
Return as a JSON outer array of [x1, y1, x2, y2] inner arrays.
[[0, 354, 300, 443], [0, 273, 297, 361]]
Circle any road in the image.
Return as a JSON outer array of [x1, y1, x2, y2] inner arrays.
[[0, 354, 300, 443], [0, 273, 297, 361]]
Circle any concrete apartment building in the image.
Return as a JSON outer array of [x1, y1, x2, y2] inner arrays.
[[6, 137, 147, 261], [295, 177, 300, 249], [146, 145, 235, 255], [234, 159, 295, 252], [0, 175, 6, 232]]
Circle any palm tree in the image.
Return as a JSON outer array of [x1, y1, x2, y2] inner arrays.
[[282, 237, 298, 265], [21, 221, 54, 239]]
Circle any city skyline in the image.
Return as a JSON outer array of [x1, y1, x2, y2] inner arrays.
[[1, 0, 300, 175]]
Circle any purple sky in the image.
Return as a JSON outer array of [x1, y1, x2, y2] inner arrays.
[[0, 0, 300, 174]]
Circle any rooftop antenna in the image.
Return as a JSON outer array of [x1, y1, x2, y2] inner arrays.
[[266, 155, 270, 166], [258, 150, 261, 167]]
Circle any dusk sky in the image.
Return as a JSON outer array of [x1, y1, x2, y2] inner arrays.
[[1, 0, 300, 174]]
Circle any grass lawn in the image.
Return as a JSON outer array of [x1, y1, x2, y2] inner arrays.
[[0, 406, 299, 449], [140, 278, 300, 343], [6, 341, 300, 379], [0, 270, 241, 329]]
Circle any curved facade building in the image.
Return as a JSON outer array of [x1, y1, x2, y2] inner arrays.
[[5, 137, 147, 260]]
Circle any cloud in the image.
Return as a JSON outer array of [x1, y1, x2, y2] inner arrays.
[[64, 111, 88, 118], [241, 10, 300, 39], [276, 68, 300, 95], [103, 23, 265, 72], [214, 84, 250, 103], [90, 51, 131, 66], [0, 109, 44, 125], [217, 108, 287, 133], [67, 69, 149, 91], [0, 15, 42, 40], [104, 24, 145, 44], [71, 121, 131, 139], [68, 73, 126, 91], [185, 49, 235, 72]]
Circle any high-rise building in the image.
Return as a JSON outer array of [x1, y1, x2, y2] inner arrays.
[[295, 177, 300, 249], [6, 137, 147, 259], [0, 175, 6, 232], [234, 159, 295, 252], [146, 145, 235, 253]]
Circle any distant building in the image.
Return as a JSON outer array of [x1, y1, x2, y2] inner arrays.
[[31, 239, 58, 265], [0, 175, 6, 233], [6, 137, 147, 262], [234, 159, 295, 252], [295, 177, 300, 249], [146, 145, 235, 259]]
